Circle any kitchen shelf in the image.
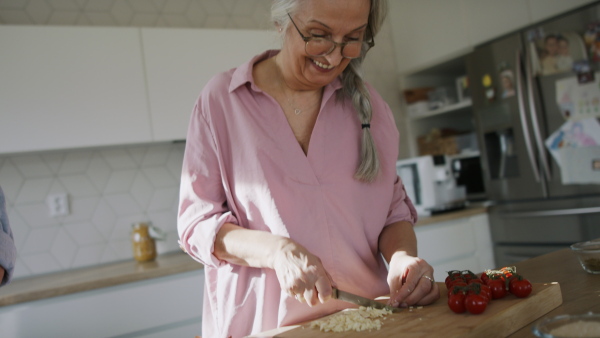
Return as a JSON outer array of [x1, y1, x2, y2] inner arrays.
[[409, 99, 472, 120]]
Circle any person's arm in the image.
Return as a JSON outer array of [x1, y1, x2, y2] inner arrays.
[[0, 187, 16, 287], [379, 221, 440, 307], [214, 222, 334, 306], [379, 220, 418, 261], [214, 223, 287, 268]]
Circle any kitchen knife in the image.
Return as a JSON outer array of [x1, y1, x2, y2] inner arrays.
[[332, 288, 401, 313]]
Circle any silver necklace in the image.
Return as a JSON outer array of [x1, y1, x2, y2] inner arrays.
[[282, 90, 320, 115], [277, 68, 319, 115], [286, 98, 309, 115]]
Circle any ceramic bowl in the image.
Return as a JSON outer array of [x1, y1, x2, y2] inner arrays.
[[570, 240, 600, 274], [532, 312, 600, 338]]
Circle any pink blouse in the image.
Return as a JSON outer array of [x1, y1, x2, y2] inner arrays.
[[178, 50, 417, 338]]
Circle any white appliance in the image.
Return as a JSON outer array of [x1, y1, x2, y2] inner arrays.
[[396, 155, 467, 216]]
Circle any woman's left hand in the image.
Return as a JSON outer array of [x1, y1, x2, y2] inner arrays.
[[386, 252, 440, 308]]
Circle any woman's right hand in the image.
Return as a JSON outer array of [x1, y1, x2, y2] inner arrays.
[[271, 238, 334, 307]]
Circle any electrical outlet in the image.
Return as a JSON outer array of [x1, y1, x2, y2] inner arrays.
[[46, 193, 69, 217]]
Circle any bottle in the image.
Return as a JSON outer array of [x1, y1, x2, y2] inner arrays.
[[131, 222, 157, 262]]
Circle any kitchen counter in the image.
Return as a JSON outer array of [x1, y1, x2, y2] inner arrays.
[[414, 202, 489, 227], [0, 251, 202, 307], [253, 246, 597, 337], [509, 247, 600, 337], [0, 205, 488, 308]]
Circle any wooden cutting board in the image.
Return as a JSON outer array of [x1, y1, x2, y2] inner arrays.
[[251, 282, 562, 338]]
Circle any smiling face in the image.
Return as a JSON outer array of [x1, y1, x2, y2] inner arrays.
[[278, 0, 371, 91]]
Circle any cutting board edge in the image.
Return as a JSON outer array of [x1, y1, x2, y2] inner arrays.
[[461, 282, 563, 338]]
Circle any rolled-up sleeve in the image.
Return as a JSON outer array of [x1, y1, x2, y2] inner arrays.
[[385, 175, 418, 227], [177, 97, 238, 268]]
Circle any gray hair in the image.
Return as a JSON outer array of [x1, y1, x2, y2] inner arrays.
[[271, 0, 387, 182]]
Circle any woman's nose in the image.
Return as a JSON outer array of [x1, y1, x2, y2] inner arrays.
[[324, 45, 344, 66]]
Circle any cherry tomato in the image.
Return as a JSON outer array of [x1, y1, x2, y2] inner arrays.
[[487, 278, 508, 299], [447, 281, 467, 295], [467, 283, 490, 304], [447, 283, 467, 297], [480, 271, 490, 284], [479, 284, 492, 302], [445, 271, 464, 288], [461, 270, 477, 283], [448, 292, 466, 313], [465, 294, 487, 314], [468, 278, 484, 285], [509, 277, 532, 298]]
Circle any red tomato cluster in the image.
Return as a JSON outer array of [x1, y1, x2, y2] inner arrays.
[[445, 267, 532, 315]]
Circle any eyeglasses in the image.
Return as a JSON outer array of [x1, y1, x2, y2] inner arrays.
[[287, 13, 374, 59]]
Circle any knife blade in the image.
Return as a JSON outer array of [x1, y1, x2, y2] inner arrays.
[[332, 288, 401, 313]]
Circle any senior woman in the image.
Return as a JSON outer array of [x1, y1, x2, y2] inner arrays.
[[178, 0, 440, 337]]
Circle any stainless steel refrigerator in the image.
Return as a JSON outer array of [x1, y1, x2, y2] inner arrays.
[[466, 2, 600, 267]]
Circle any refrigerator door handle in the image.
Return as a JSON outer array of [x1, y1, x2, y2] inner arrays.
[[524, 44, 552, 180], [499, 206, 600, 218], [515, 49, 541, 182]]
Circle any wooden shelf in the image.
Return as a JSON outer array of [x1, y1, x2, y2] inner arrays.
[[409, 99, 472, 120]]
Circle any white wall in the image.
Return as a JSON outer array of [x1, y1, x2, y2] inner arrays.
[[0, 0, 407, 279]]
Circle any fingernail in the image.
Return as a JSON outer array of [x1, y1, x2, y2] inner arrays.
[[391, 300, 400, 307], [400, 302, 408, 308]]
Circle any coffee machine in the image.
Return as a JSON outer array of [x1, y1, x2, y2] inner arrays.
[[396, 155, 467, 216]]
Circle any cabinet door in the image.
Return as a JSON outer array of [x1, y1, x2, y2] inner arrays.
[[0, 26, 151, 154], [462, 0, 531, 47], [0, 271, 203, 337], [414, 213, 494, 281], [388, 0, 470, 74], [141, 28, 279, 142], [528, 0, 596, 23]]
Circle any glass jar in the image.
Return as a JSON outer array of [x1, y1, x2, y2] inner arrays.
[[131, 222, 157, 262]]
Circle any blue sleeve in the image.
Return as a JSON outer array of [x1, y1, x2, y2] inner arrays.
[[0, 187, 16, 286]]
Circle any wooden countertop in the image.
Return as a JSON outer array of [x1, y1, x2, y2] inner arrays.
[[509, 247, 600, 337], [0, 251, 203, 307], [0, 205, 488, 308], [414, 203, 489, 227], [253, 247, 598, 337]]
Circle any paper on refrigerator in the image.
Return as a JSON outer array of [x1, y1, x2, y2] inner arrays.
[[545, 118, 600, 184], [555, 73, 600, 121]]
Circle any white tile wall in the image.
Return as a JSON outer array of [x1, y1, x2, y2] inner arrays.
[[0, 143, 185, 279], [0, 0, 405, 279]]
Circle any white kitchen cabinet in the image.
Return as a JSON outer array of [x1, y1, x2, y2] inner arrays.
[[141, 28, 279, 142], [528, 0, 597, 23], [0, 270, 204, 338], [388, 0, 471, 75], [414, 213, 494, 282], [462, 0, 531, 46], [0, 26, 151, 154]]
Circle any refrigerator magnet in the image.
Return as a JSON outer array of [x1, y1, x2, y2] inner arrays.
[[500, 70, 516, 99], [482, 74, 496, 101], [573, 60, 595, 84]]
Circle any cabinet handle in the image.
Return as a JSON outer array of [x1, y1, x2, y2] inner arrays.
[[524, 43, 552, 180], [499, 206, 600, 218], [515, 49, 540, 182]]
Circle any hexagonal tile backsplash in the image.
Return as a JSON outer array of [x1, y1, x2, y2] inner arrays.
[[0, 143, 185, 278], [0, 0, 275, 280], [0, 0, 402, 279]]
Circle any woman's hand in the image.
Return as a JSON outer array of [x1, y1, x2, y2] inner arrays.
[[272, 238, 334, 307], [386, 252, 440, 308]]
